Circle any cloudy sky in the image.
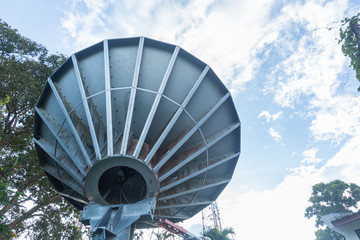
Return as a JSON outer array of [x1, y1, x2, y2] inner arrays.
[[2, 0, 360, 239]]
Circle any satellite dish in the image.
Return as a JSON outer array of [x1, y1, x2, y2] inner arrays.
[[34, 37, 240, 238]]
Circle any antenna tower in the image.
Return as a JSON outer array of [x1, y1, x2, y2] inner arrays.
[[202, 201, 222, 234]]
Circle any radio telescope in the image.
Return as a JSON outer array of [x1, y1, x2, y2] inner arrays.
[[34, 37, 240, 239]]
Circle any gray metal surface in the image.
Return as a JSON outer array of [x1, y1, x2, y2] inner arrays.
[[81, 197, 156, 239], [34, 37, 241, 226]]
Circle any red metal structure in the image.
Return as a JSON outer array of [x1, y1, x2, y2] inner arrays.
[[202, 201, 222, 234], [158, 218, 199, 239]]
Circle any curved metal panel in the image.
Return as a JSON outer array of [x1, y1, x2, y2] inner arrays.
[[34, 37, 241, 226]]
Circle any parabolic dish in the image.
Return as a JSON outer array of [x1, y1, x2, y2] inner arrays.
[[34, 37, 240, 226]]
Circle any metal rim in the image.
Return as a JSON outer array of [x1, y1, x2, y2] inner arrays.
[[84, 156, 158, 205]]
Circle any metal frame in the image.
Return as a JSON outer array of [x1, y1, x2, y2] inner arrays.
[[34, 37, 241, 239], [35, 107, 86, 177], [160, 151, 240, 192], [121, 37, 144, 155], [48, 78, 93, 167], [72, 54, 102, 160], [159, 123, 240, 182], [153, 93, 231, 172], [133, 46, 180, 158], [158, 179, 230, 202], [144, 65, 210, 165], [103, 40, 113, 156]]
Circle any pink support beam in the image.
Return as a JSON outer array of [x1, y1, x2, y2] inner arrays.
[[157, 218, 199, 239]]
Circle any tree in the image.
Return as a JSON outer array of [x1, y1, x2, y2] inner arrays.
[[202, 227, 235, 240], [154, 230, 176, 240], [0, 19, 85, 239], [133, 229, 144, 240], [337, 12, 360, 90], [305, 180, 360, 240]]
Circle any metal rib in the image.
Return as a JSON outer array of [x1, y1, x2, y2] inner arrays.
[[153, 93, 231, 172], [158, 179, 230, 201], [72, 54, 101, 160], [156, 201, 213, 210], [42, 165, 84, 195], [133, 46, 180, 158], [154, 215, 188, 220], [48, 78, 92, 167], [121, 37, 144, 155], [144, 65, 210, 164], [104, 40, 113, 156], [35, 107, 86, 177], [159, 122, 240, 182], [57, 192, 89, 205], [160, 151, 240, 192], [34, 138, 84, 185]]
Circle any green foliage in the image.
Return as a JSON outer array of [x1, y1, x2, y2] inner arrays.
[[0, 177, 25, 238], [0, 182, 11, 239], [305, 180, 360, 240], [314, 228, 345, 240], [0, 18, 85, 239], [202, 227, 235, 240], [0, 95, 9, 116], [0, 95, 12, 238], [133, 230, 144, 240], [154, 230, 176, 240], [338, 12, 360, 91]]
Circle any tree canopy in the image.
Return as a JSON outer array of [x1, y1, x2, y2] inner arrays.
[[0, 19, 85, 239], [337, 12, 360, 90], [154, 230, 176, 240], [305, 180, 360, 240], [202, 226, 235, 240]]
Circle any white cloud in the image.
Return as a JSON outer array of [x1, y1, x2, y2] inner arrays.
[[60, 0, 280, 93], [57, 1, 360, 240], [261, 0, 360, 145], [319, 135, 360, 181], [301, 147, 322, 164], [309, 96, 360, 142], [180, 1, 360, 239], [249, 3, 360, 238], [258, 110, 283, 122], [208, 134, 360, 240], [215, 164, 321, 240], [268, 127, 282, 141]]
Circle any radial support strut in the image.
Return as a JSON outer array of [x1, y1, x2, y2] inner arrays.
[[81, 197, 156, 240]]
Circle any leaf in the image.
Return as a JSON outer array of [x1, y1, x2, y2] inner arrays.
[[0, 19, 84, 239], [305, 180, 360, 239]]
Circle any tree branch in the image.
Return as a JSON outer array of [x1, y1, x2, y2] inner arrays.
[[0, 175, 42, 215], [349, 18, 360, 56], [6, 194, 62, 229]]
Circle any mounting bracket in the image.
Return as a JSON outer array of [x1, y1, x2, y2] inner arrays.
[[81, 197, 156, 240]]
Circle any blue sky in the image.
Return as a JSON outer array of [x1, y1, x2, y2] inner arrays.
[[2, 0, 360, 239]]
